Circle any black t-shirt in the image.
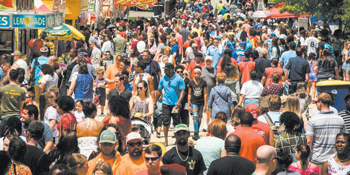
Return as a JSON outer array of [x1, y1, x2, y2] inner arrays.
[[162, 146, 207, 175], [207, 156, 255, 175], [188, 79, 207, 105], [285, 56, 311, 81], [22, 145, 50, 175], [108, 88, 132, 101]]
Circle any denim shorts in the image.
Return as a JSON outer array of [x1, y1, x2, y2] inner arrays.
[[191, 104, 204, 118], [244, 98, 259, 108]]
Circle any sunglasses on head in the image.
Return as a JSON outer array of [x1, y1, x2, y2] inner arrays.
[[145, 157, 160, 161], [128, 141, 142, 147]]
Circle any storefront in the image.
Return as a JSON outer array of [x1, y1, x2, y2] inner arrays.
[[0, 13, 63, 55]]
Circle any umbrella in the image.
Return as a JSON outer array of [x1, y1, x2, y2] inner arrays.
[[252, 11, 271, 18], [42, 24, 85, 41]]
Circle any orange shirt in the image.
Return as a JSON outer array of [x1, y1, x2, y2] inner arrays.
[[114, 152, 147, 175], [105, 62, 122, 93], [265, 67, 283, 86], [229, 126, 265, 163], [87, 152, 122, 175], [236, 121, 271, 146], [238, 60, 255, 85], [187, 61, 206, 80], [217, 57, 238, 73]]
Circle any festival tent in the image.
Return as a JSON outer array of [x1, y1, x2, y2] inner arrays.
[[267, 2, 310, 19]]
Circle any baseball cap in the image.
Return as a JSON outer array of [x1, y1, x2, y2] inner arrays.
[[205, 56, 213, 61], [163, 63, 174, 70], [262, 26, 267, 30], [40, 46, 49, 53], [174, 124, 189, 134], [300, 30, 306, 34], [216, 35, 222, 39], [270, 33, 276, 38], [126, 132, 144, 143], [191, 43, 198, 47], [245, 103, 259, 118], [227, 32, 234, 35], [11, 51, 22, 56], [240, 41, 247, 46], [160, 164, 187, 175], [99, 130, 116, 144]]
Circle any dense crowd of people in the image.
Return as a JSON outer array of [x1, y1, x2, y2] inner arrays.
[[0, 0, 350, 174]]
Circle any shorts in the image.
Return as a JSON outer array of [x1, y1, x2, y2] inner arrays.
[[190, 104, 204, 118], [342, 62, 350, 71], [154, 116, 164, 128], [162, 104, 180, 127], [308, 73, 317, 82], [98, 94, 106, 106], [243, 98, 259, 108]]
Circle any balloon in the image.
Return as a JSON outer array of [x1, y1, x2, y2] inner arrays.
[[137, 41, 146, 53]]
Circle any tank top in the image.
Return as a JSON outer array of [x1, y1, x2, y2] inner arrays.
[[131, 98, 149, 117], [327, 157, 350, 175], [75, 74, 93, 101]]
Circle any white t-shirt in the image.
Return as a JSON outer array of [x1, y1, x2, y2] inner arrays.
[[240, 80, 264, 98], [44, 106, 60, 137], [15, 59, 28, 77], [41, 73, 59, 92], [305, 37, 319, 56]]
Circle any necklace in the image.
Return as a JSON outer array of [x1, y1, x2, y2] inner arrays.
[[176, 145, 189, 161], [336, 154, 350, 163]]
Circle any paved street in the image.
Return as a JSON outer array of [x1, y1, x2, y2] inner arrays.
[[95, 109, 207, 150]]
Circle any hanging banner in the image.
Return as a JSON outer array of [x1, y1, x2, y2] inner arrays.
[[0, 15, 11, 28], [81, 0, 88, 11], [0, 0, 15, 10]]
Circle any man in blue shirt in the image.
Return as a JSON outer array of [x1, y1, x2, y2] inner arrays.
[[285, 47, 310, 94], [279, 42, 296, 71], [206, 38, 223, 68], [156, 63, 185, 146], [224, 32, 236, 52], [31, 46, 49, 105], [232, 41, 246, 63]]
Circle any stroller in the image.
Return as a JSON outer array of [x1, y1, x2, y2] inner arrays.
[[131, 117, 152, 145]]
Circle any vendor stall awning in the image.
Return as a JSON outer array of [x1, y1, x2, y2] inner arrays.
[[267, 2, 310, 19], [42, 24, 85, 41]]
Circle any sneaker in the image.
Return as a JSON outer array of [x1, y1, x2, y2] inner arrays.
[[157, 132, 161, 138], [100, 113, 105, 117], [192, 132, 200, 141]]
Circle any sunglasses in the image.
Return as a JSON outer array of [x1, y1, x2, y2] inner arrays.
[[128, 141, 142, 147], [26, 96, 31, 98], [176, 71, 183, 73], [145, 157, 160, 161], [137, 87, 144, 90]]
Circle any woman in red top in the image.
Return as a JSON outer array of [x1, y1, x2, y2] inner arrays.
[[217, 49, 238, 73], [56, 96, 77, 138]]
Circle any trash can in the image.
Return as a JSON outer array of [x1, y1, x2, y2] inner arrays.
[[316, 80, 350, 112]]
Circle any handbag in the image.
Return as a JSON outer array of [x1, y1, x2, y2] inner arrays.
[[212, 87, 229, 103], [149, 39, 157, 55]]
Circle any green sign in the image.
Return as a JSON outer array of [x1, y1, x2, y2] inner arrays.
[[88, 0, 95, 13]]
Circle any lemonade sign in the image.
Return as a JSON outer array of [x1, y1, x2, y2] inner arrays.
[[12, 14, 47, 28]]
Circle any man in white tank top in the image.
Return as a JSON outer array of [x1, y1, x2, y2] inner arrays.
[[3, 51, 28, 84]]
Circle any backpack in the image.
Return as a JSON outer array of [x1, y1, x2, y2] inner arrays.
[[324, 42, 334, 55], [264, 113, 285, 136]]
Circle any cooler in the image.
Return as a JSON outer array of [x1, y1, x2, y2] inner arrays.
[[316, 80, 350, 112]]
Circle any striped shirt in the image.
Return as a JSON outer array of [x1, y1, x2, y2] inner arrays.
[[339, 110, 350, 133], [306, 111, 347, 165]]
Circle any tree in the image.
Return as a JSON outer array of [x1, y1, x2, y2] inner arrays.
[[272, 0, 343, 27]]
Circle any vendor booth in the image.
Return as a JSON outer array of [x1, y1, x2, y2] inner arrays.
[[266, 2, 310, 19], [317, 80, 350, 112]]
